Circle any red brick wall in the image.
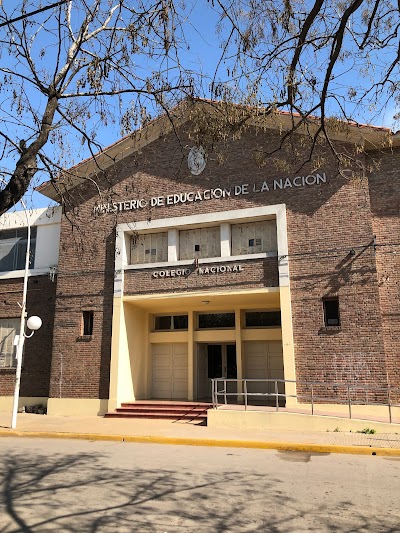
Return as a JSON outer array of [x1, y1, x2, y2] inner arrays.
[[124, 258, 279, 296], [48, 125, 395, 401], [369, 150, 400, 399], [0, 275, 56, 397]]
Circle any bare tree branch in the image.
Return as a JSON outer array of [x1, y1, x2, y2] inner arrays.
[[0, 0, 70, 28]]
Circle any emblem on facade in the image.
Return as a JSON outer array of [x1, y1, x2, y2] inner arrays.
[[188, 146, 207, 175]]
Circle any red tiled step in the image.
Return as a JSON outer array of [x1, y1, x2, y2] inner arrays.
[[121, 401, 211, 408], [104, 401, 212, 423], [104, 412, 207, 421], [116, 407, 207, 414]]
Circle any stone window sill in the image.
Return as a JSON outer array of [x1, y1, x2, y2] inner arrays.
[[319, 326, 342, 335], [76, 335, 93, 342]]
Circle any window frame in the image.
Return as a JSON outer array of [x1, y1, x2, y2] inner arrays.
[[244, 310, 282, 328], [179, 226, 221, 261], [82, 311, 94, 336], [130, 231, 168, 265], [153, 314, 189, 331], [197, 312, 236, 330], [0, 226, 37, 273], [323, 298, 341, 327], [0, 317, 19, 368]]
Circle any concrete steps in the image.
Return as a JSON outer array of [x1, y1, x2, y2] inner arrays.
[[104, 401, 212, 424]]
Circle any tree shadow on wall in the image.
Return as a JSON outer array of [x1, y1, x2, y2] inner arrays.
[[0, 444, 399, 532], [289, 244, 377, 295]]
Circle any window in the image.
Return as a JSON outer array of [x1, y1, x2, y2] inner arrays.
[[130, 232, 168, 264], [231, 220, 277, 256], [179, 226, 221, 260], [198, 313, 235, 329], [82, 311, 94, 336], [154, 315, 188, 331], [0, 227, 37, 272], [245, 311, 281, 327], [323, 298, 340, 327], [0, 318, 19, 368]]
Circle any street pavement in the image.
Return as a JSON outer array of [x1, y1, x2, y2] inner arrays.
[[0, 412, 400, 454], [0, 437, 399, 532]]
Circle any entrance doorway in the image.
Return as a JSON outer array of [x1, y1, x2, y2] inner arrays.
[[197, 343, 237, 400]]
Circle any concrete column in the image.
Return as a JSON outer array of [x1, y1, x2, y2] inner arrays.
[[275, 205, 297, 406], [168, 229, 179, 261], [220, 223, 231, 257], [144, 312, 150, 399], [280, 287, 297, 406], [235, 308, 243, 402], [188, 310, 194, 401], [108, 297, 125, 411]]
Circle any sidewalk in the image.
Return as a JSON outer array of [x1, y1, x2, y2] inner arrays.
[[0, 412, 400, 455]]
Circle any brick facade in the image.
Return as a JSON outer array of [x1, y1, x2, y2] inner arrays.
[[124, 257, 279, 296], [0, 276, 56, 397], [369, 151, 400, 396], [44, 122, 399, 403]]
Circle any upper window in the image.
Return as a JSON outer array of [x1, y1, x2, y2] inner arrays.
[[0, 227, 37, 272], [231, 220, 277, 256], [82, 311, 94, 336], [198, 313, 235, 329], [154, 315, 188, 331], [323, 298, 340, 327], [179, 226, 221, 260], [245, 311, 281, 327], [0, 318, 19, 368], [130, 232, 167, 264]]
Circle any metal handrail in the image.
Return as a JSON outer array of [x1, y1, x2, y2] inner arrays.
[[211, 378, 400, 424]]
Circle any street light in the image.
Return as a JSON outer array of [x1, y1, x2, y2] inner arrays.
[[0, 178, 42, 428]]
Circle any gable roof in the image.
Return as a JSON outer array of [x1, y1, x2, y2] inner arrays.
[[37, 98, 398, 202]]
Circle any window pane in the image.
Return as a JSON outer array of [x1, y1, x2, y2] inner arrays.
[[179, 226, 220, 260], [0, 227, 37, 272], [231, 220, 277, 256], [207, 345, 222, 378], [198, 313, 235, 329], [130, 232, 167, 264], [14, 239, 28, 270], [0, 239, 15, 271], [154, 316, 172, 330], [324, 299, 340, 326], [0, 318, 19, 368], [173, 315, 188, 330], [82, 311, 94, 335], [245, 312, 281, 327]]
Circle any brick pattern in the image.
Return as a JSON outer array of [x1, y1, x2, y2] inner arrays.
[[369, 151, 400, 398], [47, 125, 399, 402], [124, 258, 279, 296], [0, 276, 56, 397]]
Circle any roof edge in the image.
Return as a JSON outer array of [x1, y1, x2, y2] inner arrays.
[[36, 99, 397, 202]]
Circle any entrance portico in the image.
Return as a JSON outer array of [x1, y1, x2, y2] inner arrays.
[[108, 287, 295, 410], [108, 203, 295, 412]]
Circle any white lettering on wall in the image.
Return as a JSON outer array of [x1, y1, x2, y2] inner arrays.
[[152, 264, 244, 278], [93, 173, 328, 216]]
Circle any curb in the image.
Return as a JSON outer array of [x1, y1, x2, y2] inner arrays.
[[1, 430, 400, 456]]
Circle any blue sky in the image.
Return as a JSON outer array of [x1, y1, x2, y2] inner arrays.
[[1, 1, 399, 212]]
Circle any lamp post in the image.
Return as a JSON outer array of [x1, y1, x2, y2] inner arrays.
[[0, 178, 41, 428]]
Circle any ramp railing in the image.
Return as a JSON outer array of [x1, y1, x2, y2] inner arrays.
[[211, 378, 400, 424]]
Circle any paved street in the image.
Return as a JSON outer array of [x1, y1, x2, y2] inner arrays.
[[0, 438, 399, 532]]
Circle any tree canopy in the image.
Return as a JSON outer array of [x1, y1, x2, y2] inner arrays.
[[0, 0, 197, 215], [0, 0, 399, 215]]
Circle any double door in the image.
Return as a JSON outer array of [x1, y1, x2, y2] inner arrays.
[[197, 343, 237, 400]]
